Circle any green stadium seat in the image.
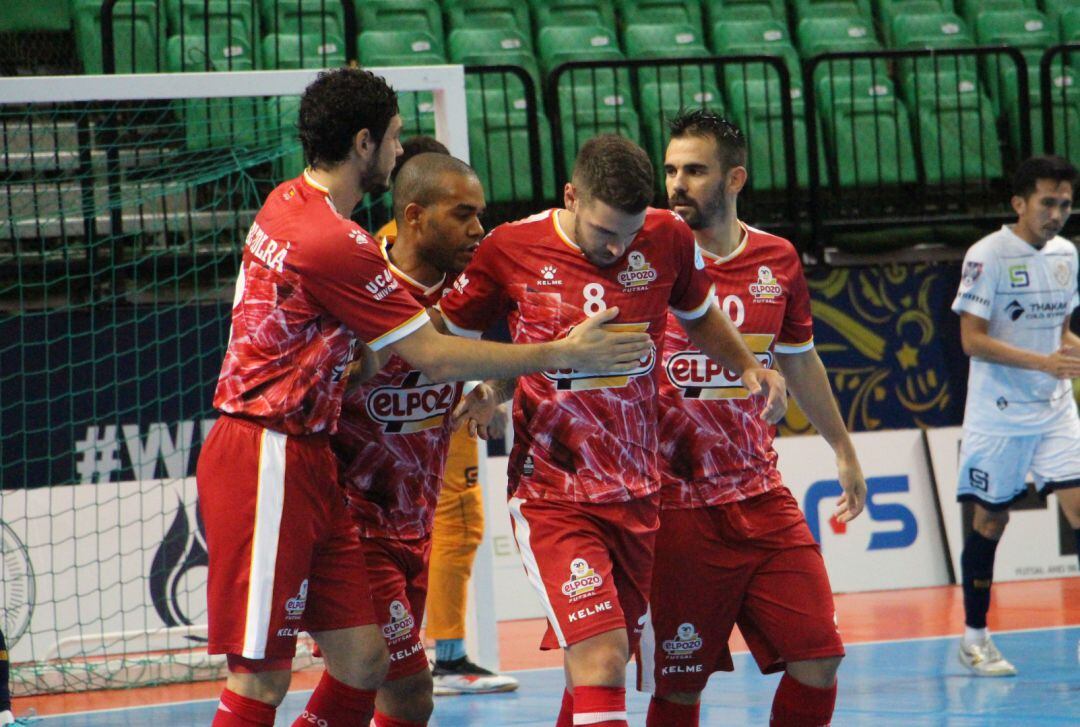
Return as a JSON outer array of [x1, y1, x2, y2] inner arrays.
[[557, 88, 643, 177], [727, 78, 815, 188], [166, 36, 258, 149], [877, 0, 950, 44], [815, 75, 918, 186], [449, 28, 543, 104], [263, 95, 305, 177], [623, 23, 714, 88], [798, 16, 882, 57], [356, 1, 443, 41], [891, 13, 977, 79], [397, 91, 437, 138], [1001, 65, 1080, 158], [358, 30, 446, 66], [900, 70, 1003, 184], [537, 24, 623, 75], [614, 0, 705, 28], [530, 0, 618, 33], [262, 32, 346, 68], [0, 0, 69, 32], [639, 79, 725, 186], [259, 0, 344, 38], [957, 0, 1032, 25], [167, 0, 258, 45], [705, 0, 786, 24], [976, 10, 1058, 111], [1043, 0, 1077, 22], [446, 0, 532, 38], [792, 0, 873, 23], [466, 88, 555, 202], [1061, 8, 1080, 41], [73, 0, 163, 74], [712, 19, 803, 93]]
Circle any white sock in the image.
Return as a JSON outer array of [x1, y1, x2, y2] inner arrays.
[[964, 626, 988, 645], [0, 709, 15, 726]]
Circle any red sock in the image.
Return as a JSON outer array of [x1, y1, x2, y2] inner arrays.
[[212, 688, 276, 726], [373, 711, 426, 726], [555, 688, 574, 727], [290, 671, 376, 727], [770, 673, 837, 727], [572, 685, 627, 727], [646, 696, 699, 727]]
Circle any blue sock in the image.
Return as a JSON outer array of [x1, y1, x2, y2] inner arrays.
[[435, 638, 466, 663]]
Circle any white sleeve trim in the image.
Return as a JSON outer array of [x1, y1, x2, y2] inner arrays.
[[774, 339, 815, 354], [669, 284, 716, 320], [437, 304, 484, 339], [366, 309, 430, 352]]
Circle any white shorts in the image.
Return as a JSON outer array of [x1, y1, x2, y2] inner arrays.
[[957, 419, 1080, 510]]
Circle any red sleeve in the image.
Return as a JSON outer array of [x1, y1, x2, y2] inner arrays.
[[297, 227, 428, 351], [437, 230, 513, 338], [667, 215, 716, 320], [776, 252, 814, 352]]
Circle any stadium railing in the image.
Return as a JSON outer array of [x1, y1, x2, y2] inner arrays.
[[1040, 43, 1080, 162]]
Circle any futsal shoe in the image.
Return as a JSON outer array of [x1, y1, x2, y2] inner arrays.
[[958, 637, 1018, 677], [431, 656, 520, 695]]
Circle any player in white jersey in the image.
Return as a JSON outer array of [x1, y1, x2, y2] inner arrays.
[[951, 155, 1080, 677]]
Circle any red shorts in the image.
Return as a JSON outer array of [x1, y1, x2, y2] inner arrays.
[[638, 487, 844, 697], [196, 415, 375, 660], [507, 494, 659, 652], [363, 535, 432, 680]]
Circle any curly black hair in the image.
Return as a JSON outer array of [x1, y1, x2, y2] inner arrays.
[[1012, 155, 1078, 198], [669, 108, 747, 172], [298, 68, 399, 169]]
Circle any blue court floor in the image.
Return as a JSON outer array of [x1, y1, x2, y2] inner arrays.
[[35, 626, 1080, 726]]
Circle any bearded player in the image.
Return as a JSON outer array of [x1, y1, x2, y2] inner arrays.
[[637, 110, 867, 727], [437, 134, 786, 727]]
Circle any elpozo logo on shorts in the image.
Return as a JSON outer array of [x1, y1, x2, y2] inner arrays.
[[617, 251, 657, 291], [382, 599, 415, 641], [749, 265, 782, 303], [665, 334, 774, 399], [561, 558, 603, 600], [662, 622, 703, 656], [366, 371, 459, 433], [544, 322, 655, 391]]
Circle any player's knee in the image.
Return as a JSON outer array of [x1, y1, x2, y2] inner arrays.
[[974, 513, 1008, 540], [786, 656, 842, 689], [582, 643, 630, 685], [323, 634, 389, 689], [225, 669, 292, 706]]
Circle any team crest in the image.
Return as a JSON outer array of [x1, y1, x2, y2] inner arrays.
[[749, 265, 782, 302], [617, 251, 657, 290], [961, 261, 983, 288], [285, 580, 308, 620], [1055, 261, 1071, 287], [381, 599, 416, 641], [561, 558, 604, 600], [662, 622, 703, 656]]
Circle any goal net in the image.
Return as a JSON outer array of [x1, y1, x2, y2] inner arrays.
[[0, 65, 470, 695]]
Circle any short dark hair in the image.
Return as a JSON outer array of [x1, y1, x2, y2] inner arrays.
[[393, 153, 478, 221], [390, 135, 450, 182], [572, 134, 654, 214], [669, 108, 747, 171], [1012, 155, 1078, 198], [298, 68, 398, 169]]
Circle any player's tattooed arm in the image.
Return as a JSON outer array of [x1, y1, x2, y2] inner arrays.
[[961, 312, 1080, 378], [679, 305, 788, 423], [776, 348, 866, 523]]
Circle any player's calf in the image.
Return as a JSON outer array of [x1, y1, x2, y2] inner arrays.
[[374, 668, 435, 726], [646, 692, 700, 727], [786, 656, 842, 689]]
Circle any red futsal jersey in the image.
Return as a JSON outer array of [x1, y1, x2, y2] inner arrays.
[[332, 238, 463, 540], [659, 223, 813, 508], [213, 172, 428, 436], [439, 208, 714, 504]]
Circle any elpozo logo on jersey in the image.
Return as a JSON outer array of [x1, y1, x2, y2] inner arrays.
[[662, 623, 703, 656], [749, 265, 782, 303], [665, 334, 774, 399], [366, 371, 458, 433], [617, 251, 657, 291], [543, 323, 655, 391], [562, 557, 604, 599], [381, 599, 416, 641]]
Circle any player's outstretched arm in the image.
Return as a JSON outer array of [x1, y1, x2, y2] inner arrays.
[[961, 313, 1080, 378], [387, 307, 653, 383], [679, 305, 787, 423], [775, 348, 866, 523]]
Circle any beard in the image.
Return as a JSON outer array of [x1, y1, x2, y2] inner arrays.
[[669, 193, 726, 230], [358, 156, 389, 197]]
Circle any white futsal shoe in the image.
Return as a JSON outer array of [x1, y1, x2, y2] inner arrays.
[[958, 637, 1018, 677], [431, 656, 520, 695]]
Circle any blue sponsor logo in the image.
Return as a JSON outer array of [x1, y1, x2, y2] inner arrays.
[[804, 475, 918, 550]]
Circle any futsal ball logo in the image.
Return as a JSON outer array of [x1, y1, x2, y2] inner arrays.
[[1, 521, 35, 648], [617, 251, 657, 289], [382, 599, 416, 641], [561, 558, 603, 599], [285, 580, 308, 620], [662, 622, 703, 656], [749, 265, 782, 302]]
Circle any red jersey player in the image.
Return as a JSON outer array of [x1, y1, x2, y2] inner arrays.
[[438, 134, 787, 727], [331, 152, 517, 726], [636, 110, 868, 727], [196, 70, 653, 727]]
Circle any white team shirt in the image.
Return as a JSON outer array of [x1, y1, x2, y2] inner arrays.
[[952, 225, 1080, 435]]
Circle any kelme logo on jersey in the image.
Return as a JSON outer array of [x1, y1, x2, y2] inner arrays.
[[366, 370, 458, 433], [665, 334, 774, 399], [544, 322, 655, 391], [537, 265, 563, 286], [562, 558, 604, 599], [617, 251, 657, 290], [662, 623, 703, 656], [749, 265, 782, 302], [381, 599, 415, 641]]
